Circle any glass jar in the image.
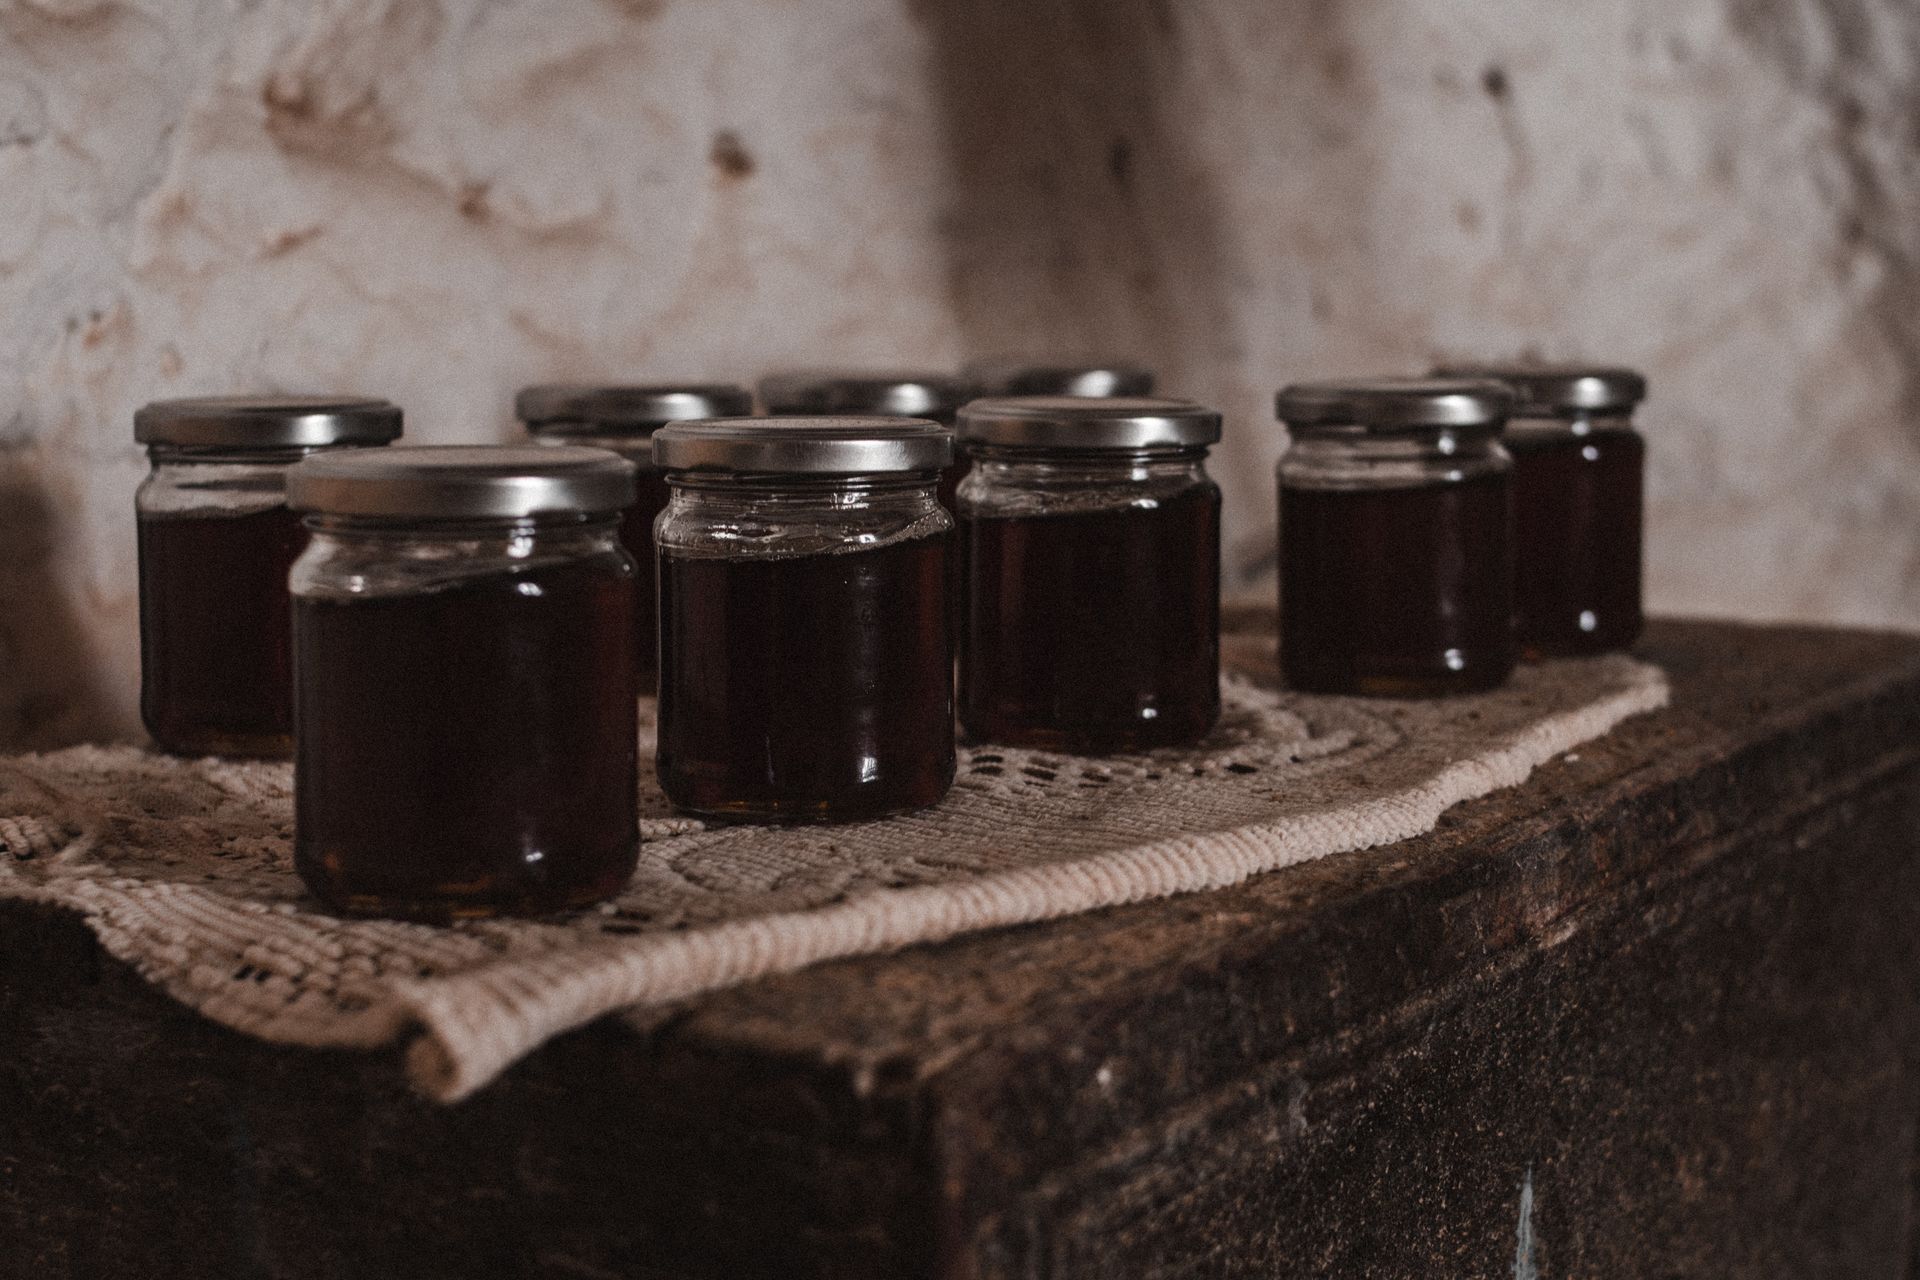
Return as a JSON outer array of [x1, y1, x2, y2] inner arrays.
[[1435, 363, 1647, 656], [135, 396, 401, 758], [956, 396, 1222, 753], [653, 418, 955, 823], [757, 371, 974, 511], [1275, 378, 1517, 696], [517, 382, 753, 687], [965, 359, 1157, 398], [286, 446, 640, 920]]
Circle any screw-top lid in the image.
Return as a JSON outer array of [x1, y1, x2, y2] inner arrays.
[[965, 359, 1157, 398], [515, 382, 754, 434], [653, 417, 953, 474], [1275, 378, 1514, 432], [757, 371, 974, 420], [957, 396, 1221, 450], [135, 395, 403, 448], [1429, 363, 1648, 415], [287, 446, 636, 519]]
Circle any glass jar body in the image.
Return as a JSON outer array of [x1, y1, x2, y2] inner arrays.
[[137, 446, 341, 757], [290, 515, 639, 919], [1504, 412, 1644, 656], [535, 431, 670, 686], [958, 446, 1221, 752], [655, 475, 954, 822], [1277, 429, 1516, 696]]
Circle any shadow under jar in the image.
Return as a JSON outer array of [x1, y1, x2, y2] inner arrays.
[[287, 446, 640, 921], [1276, 378, 1518, 697], [957, 396, 1223, 753], [135, 396, 402, 758], [654, 417, 955, 823], [1434, 362, 1647, 657], [517, 382, 753, 688]]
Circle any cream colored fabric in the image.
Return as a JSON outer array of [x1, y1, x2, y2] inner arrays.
[[0, 647, 1667, 1101]]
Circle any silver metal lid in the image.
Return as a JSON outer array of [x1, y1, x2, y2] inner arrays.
[[965, 359, 1157, 398], [756, 371, 974, 420], [957, 396, 1221, 450], [134, 395, 403, 448], [515, 382, 754, 434], [1430, 363, 1648, 414], [287, 446, 636, 519], [1275, 378, 1514, 431], [653, 417, 953, 474]]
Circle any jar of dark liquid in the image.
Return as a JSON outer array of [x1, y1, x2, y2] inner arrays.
[[1434, 363, 1647, 657], [517, 382, 753, 687], [965, 359, 1156, 398], [286, 447, 640, 920], [1275, 378, 1517, 696], [653, 418, 955, 823], [135, 396, 401, 758], [957, 396, 1223, 753], [757, 371, 974, 511]]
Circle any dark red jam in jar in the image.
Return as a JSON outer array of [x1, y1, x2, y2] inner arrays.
[[134, 396, 401, 757], [757, 371, 975, 512], [1276, 379, 1518, 697], [653, 417, 955, 823], [957, 396, 1223, 753], [1435, 363, 1647, 656], [517, 382, 753, 687], [287, 447, 640, 920], [965, 359, 1157, 399]]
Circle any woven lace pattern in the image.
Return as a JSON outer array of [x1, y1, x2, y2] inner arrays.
[[0, 643, 1667, 1100]]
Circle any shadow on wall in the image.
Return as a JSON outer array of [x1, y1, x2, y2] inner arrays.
[[912, 0, 1238, 387], [1729, 0, 1920, 448], [913, 0, 1374, 593], [0, 458, 118, 751]]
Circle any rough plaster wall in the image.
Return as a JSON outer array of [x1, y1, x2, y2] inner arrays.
[[0, 0, 963, 745], [1, 0, 1917, 745]]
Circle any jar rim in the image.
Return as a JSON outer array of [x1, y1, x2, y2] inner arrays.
[[1430, 363, 1647, 414], [962, 359, 1156, 398], [756, 370, 973, 419], [653, 416, 953, 474], [287, 446, 637, 519], [1283, 420, 1506, 440], [958, 396, 1221, 449], [144, 442, 338, 464], [966, 441, 1212, 461], [516, 382, 752, 432], [1276, 378, 1512, 431], [135, 395, 402, 448]]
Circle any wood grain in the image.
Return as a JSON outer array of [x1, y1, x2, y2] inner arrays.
[[6, 618, 1920, 1278]]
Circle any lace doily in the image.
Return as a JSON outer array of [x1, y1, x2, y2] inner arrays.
[[0, 652, 1668, 1101]]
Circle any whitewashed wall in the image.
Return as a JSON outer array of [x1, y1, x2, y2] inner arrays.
[[2, 0, 1915, 745]]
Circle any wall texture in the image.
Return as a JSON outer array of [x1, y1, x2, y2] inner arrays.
[[2, 0, 1917, 745]]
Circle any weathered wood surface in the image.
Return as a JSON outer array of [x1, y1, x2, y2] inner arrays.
[[6, 619, 1920, 1279]]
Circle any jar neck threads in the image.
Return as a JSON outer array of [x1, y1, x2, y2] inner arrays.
[[291, 513, 628, 603], [1279, 428, 1511, 492], [657, 472, 948, 562], [964, 445, 1210, 488]]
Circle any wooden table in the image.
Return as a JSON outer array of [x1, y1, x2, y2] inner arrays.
[[6, 620, 1920, 1278]]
